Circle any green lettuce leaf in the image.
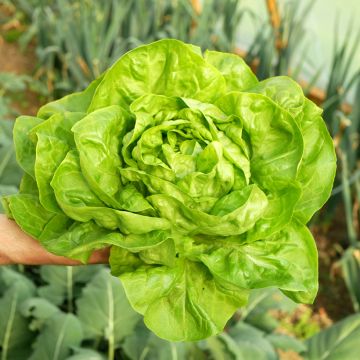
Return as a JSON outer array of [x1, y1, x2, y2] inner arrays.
[[204, 50, 258, 91], [88, 39, 226, 111], [249, 76, 336, 222], [31, 112, 85, 212], [110, 246, 248, 341], [13, 116, 43, 178]]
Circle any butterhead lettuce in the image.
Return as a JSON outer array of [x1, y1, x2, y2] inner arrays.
[[2, 39, 336, 341]]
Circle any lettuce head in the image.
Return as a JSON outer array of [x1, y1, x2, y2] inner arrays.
[[2, 39, 336, 341]]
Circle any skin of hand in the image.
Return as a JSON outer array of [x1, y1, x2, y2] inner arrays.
[[0, 215, 109, 265]]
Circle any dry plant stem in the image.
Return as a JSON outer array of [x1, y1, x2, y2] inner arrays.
[[265, 0, 283, 50], [266, 0, 280, 29], [190, 0, 202, 35], [0, 215, 109, 265], [191, 0, 202, 15]]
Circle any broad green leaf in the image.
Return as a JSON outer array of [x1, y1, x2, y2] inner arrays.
[[213, 91, 307, 246], [66, 348, 106, 360], [293, 99, 336, 222], [89, 39, 226, 111], [111, 248, 248, 341], [19, 173, 38, 195], [40, 213, 170, 262], [200, 222, 318, 303], [27, 312, 83, 360], [204, 333, 243, 360], [123, 321, 189, 360], [13, 116, 43, 178], [76, 268, 140, 347], [0, 268, 36, 360], [305, 313, 360, 360], [72, 105, 133, 208], [41, 221, 122, 263], [249, 76, 304, 119], [267, 333, 306, 353], [51, 150, 155, 227], [21, 298, 60, 330], [205, 50, 258, 91], [6, 194, 69, 239], [245, 182, 301, 241], [216, 92, 303, 191], [31, 112, 84, 212], [148, 184, 267, 236], [249, 77, 336, 222], [242, 288, 297, 332], [227, 322, 278, 360], [37, 265, 103, 307]]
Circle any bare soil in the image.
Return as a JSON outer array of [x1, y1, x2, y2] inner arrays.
[[0, 36, 41, 115], [311, 207, 354, 322]]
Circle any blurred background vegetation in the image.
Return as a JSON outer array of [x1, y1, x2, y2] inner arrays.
[[1, 0, 360, 359]]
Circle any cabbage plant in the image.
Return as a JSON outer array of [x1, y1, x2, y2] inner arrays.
[[2, 40, 336, 341]]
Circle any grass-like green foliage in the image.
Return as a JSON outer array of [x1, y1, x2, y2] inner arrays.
[[2, 39, 336, 341], [12, 0, 245, 96], [319, 26, 360, 315], [246, 1, 319, 83]]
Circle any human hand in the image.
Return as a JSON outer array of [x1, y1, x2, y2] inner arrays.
[[0, 215, 109, 265]]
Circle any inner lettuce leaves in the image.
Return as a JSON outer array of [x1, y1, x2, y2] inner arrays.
[[2, 39, 336, 341]]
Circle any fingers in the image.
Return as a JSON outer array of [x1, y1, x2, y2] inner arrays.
[[0, 215, 110, 265]]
